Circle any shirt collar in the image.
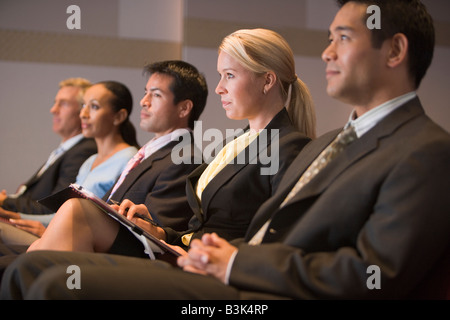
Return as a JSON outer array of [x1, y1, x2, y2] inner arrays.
[[346, 92, 417, 138], [142, 128, 191, 159], [60, 133, 84, 152]]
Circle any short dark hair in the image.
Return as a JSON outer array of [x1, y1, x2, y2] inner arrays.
[[336, 0, 435, 89], [143, 60, 208, 130]]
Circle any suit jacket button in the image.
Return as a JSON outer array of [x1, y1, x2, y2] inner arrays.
[[269, 228, 276, 234]]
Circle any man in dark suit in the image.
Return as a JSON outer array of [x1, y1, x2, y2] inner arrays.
[[101, 61, 207, 232], [0, 78, 96, 216], [2, 0, 449, 300]]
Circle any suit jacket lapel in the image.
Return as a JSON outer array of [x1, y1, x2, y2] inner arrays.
[[245, 97, 426, 239], [290, 133, 377, 203], [283, 97, 425, 207], [26, 137, 93, 188], [186, 163, 207, 223], [242, 129, 338, 238], [111, 140, 176, 200], [274, 129, 340, 201], [198, 108, 290, 218], [198, 134, 251, 218], [25, 153, 63, 190], [25, 166, 45, 187]]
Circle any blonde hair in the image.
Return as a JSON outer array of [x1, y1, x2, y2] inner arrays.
[[59, 77, 92, 105], [219, 28, 316, 139]]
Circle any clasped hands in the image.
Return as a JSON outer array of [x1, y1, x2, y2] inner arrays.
[[110, 199, 238, 283], [178, 232, 238, 283]]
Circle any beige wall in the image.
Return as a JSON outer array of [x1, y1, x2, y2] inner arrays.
[[1, 0, 449, 191]]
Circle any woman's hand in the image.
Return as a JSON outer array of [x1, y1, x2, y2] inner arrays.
[[110, 199, 167, 241], [0, 189, 7, 206], [0, 207, 21, 220], [9, 219, 46, 237]]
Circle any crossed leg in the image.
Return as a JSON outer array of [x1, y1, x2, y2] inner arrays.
[[27, 198, 119, 253]]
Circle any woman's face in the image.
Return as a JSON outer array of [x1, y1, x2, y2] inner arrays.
[[215, 51, 266, 122], [80, 84, 119, 139]]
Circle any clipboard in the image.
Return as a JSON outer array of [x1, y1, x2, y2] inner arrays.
[[38, 184, 181, 261]]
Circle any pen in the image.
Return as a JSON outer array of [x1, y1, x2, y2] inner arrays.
[[108, 199, 159, 227]]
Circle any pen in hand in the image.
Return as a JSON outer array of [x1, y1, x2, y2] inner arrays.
[[108, 199, 159, 227]]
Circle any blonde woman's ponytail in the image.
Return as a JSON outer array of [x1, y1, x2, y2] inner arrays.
[[286, 77, 316, 139]]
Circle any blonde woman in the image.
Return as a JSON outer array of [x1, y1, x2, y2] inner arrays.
[[154, 28, 317, 247]]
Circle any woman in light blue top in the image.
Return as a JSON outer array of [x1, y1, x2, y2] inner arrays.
[[3, 81, 139, 243], [18, 147, 137, 228], [75, 147, 137, 199]]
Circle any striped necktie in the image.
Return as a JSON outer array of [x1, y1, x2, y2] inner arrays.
[[107, 146, 146, 201], [36, 145, 65, 178], [249, 125, 357, 245]]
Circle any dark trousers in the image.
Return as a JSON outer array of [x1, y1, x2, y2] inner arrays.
[[0, 250, 240, 300]]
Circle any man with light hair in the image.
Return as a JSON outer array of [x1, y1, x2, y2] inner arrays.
[[0, 77, 97, 217]]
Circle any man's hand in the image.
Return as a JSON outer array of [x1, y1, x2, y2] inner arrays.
[[177, 233, 237, 283], [9, 219, 46, 237]]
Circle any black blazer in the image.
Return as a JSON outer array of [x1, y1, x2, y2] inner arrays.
[[229, 98, 450, 299], [165, 108, 311, 245], [2, 138, 97, 214], [104, 132, 202, 231]]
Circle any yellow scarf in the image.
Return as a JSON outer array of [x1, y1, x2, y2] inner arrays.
[[181, 130, 259, 247], [196, 130, 260, 200]]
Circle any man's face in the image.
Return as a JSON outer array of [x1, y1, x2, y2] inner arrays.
[[50, 86, 83, 141], [139, 73, 184, 138], [322, 2, 388, 109]]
